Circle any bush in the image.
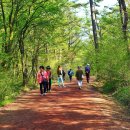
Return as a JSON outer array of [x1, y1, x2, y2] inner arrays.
[[102, 80, 120, 94], [113, 87, 130, 107], [0, 70, 22, 106]]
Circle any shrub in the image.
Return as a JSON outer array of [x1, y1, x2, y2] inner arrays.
[[102, 80, 120, 94], [0, 71, 22, 106], [113, 87, 130, 107]]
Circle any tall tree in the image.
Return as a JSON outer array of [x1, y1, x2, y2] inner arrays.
[[118, 0, 128, 40], [89, 0, 98, 50]]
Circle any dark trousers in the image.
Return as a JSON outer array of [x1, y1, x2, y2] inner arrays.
[[86, 73, 90, 83], [40, 81, 48, 94], [48, 79, 51, 91], [69, 75, 72, 82], [46, 81, 49, 92]]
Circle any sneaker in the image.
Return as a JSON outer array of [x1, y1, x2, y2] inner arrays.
[[63, 85, 66, 88], [79, 87, 82, 90], [48, 90, 51, 92], [43, 93, 46, 96]]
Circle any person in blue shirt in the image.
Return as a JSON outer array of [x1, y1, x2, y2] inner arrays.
[[85, 64, 90, 83], [68, 69, 74, 82]]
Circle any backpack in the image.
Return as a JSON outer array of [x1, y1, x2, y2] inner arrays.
[[69, 70, 74, 76]]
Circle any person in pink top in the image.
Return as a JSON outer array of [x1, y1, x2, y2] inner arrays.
[[37, 66, 48, 96]]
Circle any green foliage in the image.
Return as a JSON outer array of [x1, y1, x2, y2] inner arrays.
[[83, 5, 130, 109], [113, 87, 130, 107], [0, 71, 22, 105], [86, 10, 130, 82], [102, 80, 120, 94], [0, 0, 87, 106], [0, 99, 15, 107]]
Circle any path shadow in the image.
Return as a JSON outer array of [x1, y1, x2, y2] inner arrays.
[[0, 108, 119, 130]]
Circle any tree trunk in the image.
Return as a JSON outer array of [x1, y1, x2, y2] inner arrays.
[[89, 0, 98, 50], [31, 46, 39, 83], [0, 0, 7, 52], [118, 0, 128, 40], [18, 35, 29, 86]]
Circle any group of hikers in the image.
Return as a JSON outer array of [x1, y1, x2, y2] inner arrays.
[[37, 64, 90, 96], [37, 66, 52, 96]]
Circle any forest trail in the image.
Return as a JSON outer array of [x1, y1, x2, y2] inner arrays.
[[0, 78, 130, 130]]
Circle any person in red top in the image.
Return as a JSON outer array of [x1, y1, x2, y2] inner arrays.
[[37, 66, 48, 96], [46, 66, 52, 92]]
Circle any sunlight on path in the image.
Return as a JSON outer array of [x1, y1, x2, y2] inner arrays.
[[0, 79, 130, 130]]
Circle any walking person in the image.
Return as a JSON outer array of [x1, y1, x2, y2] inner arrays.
[[46, 66, 52, 92], [62, 70, 66, 81], [75, 66, 83, 89], [57, 65, 65, 87], [85, 64, 90, 83], [68, 69, 74, 82], [37, 66, 48, 96]]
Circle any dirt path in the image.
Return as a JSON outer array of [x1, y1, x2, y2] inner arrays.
[[0, 78, 130, 130]]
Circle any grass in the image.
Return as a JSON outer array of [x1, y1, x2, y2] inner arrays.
[[0, 99, 15, 107], [0, 70, 37, 107]]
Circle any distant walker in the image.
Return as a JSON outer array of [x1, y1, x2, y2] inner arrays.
[[85, 64, 90, 83]]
